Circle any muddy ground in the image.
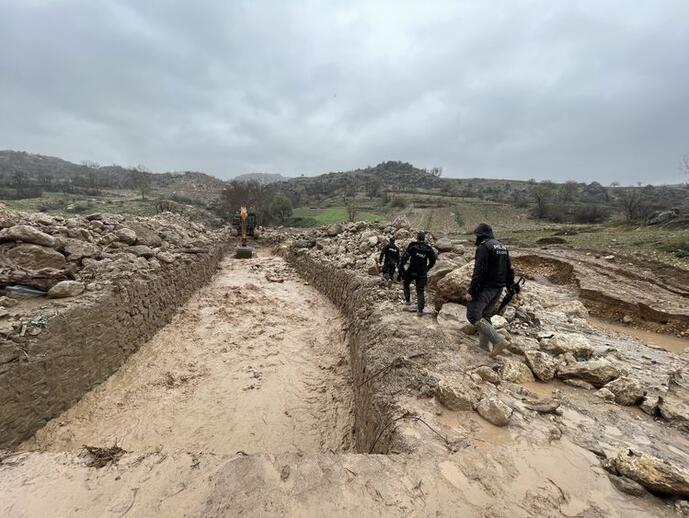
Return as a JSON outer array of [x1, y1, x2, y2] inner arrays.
[[2, 240, 689, 517]]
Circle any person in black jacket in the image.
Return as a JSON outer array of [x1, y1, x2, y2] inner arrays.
[[466, 223, 515, 357], [378, 237, 401, 282], [399, 232, 436, 315]]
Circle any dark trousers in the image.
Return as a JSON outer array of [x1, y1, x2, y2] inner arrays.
[[382, 262, 396, 281], [403, 274, 427, 312], [466, 287, 502, 325]]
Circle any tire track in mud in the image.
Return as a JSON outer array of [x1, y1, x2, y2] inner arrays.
[[21, 252, 353, 455]]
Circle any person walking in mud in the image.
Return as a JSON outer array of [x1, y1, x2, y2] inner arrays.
[[378, 236, 401, 283], [465, 223, 515, 357], [398, 231, 436, 316]]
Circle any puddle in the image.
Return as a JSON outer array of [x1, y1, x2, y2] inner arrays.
[[591, 318, 689, 354]]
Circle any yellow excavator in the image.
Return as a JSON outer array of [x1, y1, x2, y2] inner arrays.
[[234, 206, 254, 258]]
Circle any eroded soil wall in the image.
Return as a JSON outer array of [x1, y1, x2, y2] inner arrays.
[[283, 247, 402, 453], [0, 244, 228, 448]]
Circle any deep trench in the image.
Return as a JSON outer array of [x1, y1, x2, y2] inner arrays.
[[16, 250, 381, 456]]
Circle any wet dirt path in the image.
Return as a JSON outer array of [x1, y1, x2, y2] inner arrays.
[[22, 252, 353, 455]]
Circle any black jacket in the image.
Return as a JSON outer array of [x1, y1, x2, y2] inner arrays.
[[469, 234, 514, 296], [379, 242, 401, 265], [400, 241, 436, 278]]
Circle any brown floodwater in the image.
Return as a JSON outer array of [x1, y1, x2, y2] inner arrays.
[[590, 318, 689, 354]]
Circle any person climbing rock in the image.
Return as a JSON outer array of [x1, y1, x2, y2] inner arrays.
[[465, 223, 514, 357], [378, 237, 401, 282], [399, 231, 436, 316]]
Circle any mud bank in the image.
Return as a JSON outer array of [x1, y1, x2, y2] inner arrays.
[[282, 246, 447, 454], [0, 241, 228, 448]]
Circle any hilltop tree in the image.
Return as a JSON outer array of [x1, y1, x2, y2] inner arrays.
[[530, 183, 555, 219], [430, 166, 443, 177], [559, 181, 578, 202], [132, 165, 152, 200]]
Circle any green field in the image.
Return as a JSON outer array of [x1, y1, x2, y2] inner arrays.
[[3, 191, 158, 217], [292, 206, 387, 225]]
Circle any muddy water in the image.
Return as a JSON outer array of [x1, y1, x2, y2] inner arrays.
[[591, 317, 689, 354], [22, 253, 353, 455]]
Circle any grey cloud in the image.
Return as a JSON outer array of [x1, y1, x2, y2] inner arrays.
[[1, 0, 688, 183]]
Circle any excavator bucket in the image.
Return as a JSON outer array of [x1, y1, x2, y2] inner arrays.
[[235, 246, 253, 259]]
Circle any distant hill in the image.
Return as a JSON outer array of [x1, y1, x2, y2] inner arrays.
[[234, 172, 289, 184]]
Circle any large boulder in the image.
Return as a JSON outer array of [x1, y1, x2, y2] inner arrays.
[[540, 333, 594, 360], [500, 359, 535, 383], [326, 223, 343, 237], [48, 280, 85, 298], [128, 223, 162, 247], [6, 244, 66, 270], [614, 448, 689, 497], [658, 370, 689, 427], [604, 376, 645, 406], [129, 245, 155, 258], [435, 238, 454, 253], [0, 225, 56, 247], [436, 378, 480, 411], [62, 238, 100, 261], [524, 350, 559, 382], [114, 227, 137, 245], [476, 397, 513, 426], [366, 253, 379, 276], [557, 359, 621, 387], [435, 261, 474, 303], [437, 303, 475, 336]]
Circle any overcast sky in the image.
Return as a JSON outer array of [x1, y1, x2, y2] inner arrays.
[[1, 1, 688, 184]]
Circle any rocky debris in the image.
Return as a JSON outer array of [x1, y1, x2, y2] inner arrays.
[[435, 238, 454, 252], [0, 224, 56, 247], [540, 333, 593, 360], [435, 262, 474, 304], [524, 350, 559, 382], [658, 370, 689, 428], [557, 359, 622, 387], [595, 387, 616, 402], [61, 238, 99, 261], [476, 396, 513, 426], [500, 358, 535, 383], [491, 315, 508, 329], [563, 379, 596, 390], [436, 378, 480, 411], [437, 303, 475, 336], [604, 376, 645, 406], [474, 366, 501, 385], [156, 251, 176, 264], [129, 245, 155, 258], [648, 208, 679, 226], [48, 280, 85, 298], [608, 474, 649, 497], [5, 243, 66, 270], [114, 227, 137, 245], [613, 448, 689, 497], [326, 223, 343, 237]]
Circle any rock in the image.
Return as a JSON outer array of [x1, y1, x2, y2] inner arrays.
[[476, 397, 513, 426], [563, 379, 596, 390], [394, 228, 410, 240], [0, 296, 18, 307], [648, 209, 679, 225], [491, 315, 508, 329], [366, 254, 379, 276], [437, 303, 475, 336], [156, 251, 176, 264], [622, 315, 634, 324], [640, 394, 660, 416], [524, 350, 559, 382], [62, 238, 99, 261], [326, 224, 343, 237], [658, 370, 689, 427], [436, 378, 480, 411], [558, 300, 589, 319], [608, 474, 649, 497], [6, 244, 66, 270], [129, 245, 155, 258], [557, 359, 621, 387], [0, 225, 56, 247], [604, 376, 645, 406], [435, 238, 454, 252], [614, 448, 689, 497], [541, 333, 594, 360], [474, 366, 501, 384], [48, 280, 85, 298], [435, 262, 474, 303], [427, 265, 455, 290], [367, 236, 378, 246], [128, 223, 162, 247], [500, 359, 535, 383], [595, 387, 616, 402], [114, 227, 137, 244]]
